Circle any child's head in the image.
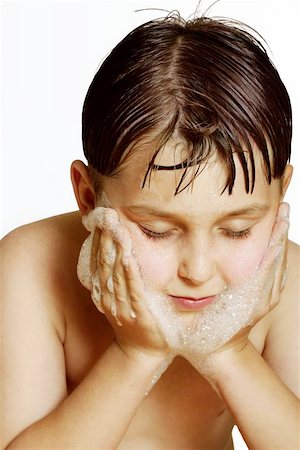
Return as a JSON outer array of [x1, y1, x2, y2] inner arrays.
[[81, 14, 292, 196], [72, 14, 293, 295]]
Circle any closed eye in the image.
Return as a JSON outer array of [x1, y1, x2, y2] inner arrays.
[[140, 225, 253, 241], [139, 225, 172, 241], [222, 228, 252, 239]]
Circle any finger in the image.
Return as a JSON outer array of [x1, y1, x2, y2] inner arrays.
[[273, 218, 289, 272], [260, 216, 289, 272], [271, 235, 289, 300], [97, 213, 134, 326], [91, 275, 105, 314], [89, 227, 104, 313], [112, 241, 136, 321], [278, 202, 290, 221], [103, 211, 132, 265], [125, 255, 150, 320], [263, 207, 289, 307], [269, 202, 289, 245], [280, 268, 288, 292], [102, 218, 137, 322], [105, 219, 136, 324], [269, 213, 289, 248], [98, 231, 116, 315], [90, 227, 101, 275]]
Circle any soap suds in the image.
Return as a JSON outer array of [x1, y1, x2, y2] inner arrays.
[[77, 206, 282, 383], [77, 207, 131, 313]]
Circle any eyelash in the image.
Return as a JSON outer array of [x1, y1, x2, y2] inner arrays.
[[139, 226, 252, 241], [222, 228, 252, 240], [139, 226, 172, 241]]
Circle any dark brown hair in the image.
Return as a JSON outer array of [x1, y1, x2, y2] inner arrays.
[[82, 14, 292, 194]]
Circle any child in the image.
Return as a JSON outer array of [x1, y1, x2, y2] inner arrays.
[[2, 12, 299, 450]]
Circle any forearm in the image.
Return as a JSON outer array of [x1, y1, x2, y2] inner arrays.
[[6, 341, 165, 450], [202, 341, 299, 450]]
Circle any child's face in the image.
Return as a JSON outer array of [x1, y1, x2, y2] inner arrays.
[[100, 140, 283, 310]]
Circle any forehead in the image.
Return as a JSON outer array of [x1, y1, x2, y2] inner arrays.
[[103, 139, 279, 213]]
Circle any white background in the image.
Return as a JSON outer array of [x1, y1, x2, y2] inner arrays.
[[1, 0, 300, 242], [1, 1, 299, 446]]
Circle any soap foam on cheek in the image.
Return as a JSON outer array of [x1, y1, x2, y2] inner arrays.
[[140, 262, 273, 372], [77, 206, 277, 376]]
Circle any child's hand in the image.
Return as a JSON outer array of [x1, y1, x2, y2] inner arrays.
[[218, 202, 288, 350], [88, 209, 170, 362], [193, 202, 290, 376]]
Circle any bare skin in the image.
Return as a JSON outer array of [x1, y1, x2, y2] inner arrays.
[[1, 145, 299, 449]]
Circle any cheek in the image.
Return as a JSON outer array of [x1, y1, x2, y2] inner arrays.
[[221, 242, 265, 283], [120, 218, 175, 288], [220, 221, 274, 284], [131, 237, 175, 288]]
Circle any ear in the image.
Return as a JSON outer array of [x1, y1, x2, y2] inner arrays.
[[70, 160, 96, 215], [280, 164, 293, 199]]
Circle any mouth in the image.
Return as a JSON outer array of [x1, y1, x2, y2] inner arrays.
[[169, 295, 216, 311]]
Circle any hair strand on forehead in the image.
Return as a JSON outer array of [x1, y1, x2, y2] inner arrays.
[[82, 13, 292, 196]]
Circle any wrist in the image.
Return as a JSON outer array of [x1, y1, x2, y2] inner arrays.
[[112, 339, 170, 368], [111, 340, 173, 395], [199, 339, 255, 383]]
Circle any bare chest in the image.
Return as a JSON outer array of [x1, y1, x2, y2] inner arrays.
[[62, 284, 269, 449]]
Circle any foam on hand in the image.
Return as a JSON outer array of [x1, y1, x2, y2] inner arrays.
[[77, 206, 131, 313], [77, 206, 278, 377]]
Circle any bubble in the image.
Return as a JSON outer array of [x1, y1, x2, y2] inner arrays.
[[77, 206, 275, 379], [77, 207, 126, 312], [145, 355, 174, 396], [107, 276, 114, 294], [140, 267, 271, 374]]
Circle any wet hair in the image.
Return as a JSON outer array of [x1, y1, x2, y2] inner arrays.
[[82, 14, 292, 194]]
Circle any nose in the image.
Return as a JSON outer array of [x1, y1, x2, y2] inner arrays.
[[178, 237, 216, 286]]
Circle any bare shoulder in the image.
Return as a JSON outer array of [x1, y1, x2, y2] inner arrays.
[[1, 210, 86, 259], [1, 212, 87, 447], [1, 212, 87, 335], [262, 239, 300, 397]]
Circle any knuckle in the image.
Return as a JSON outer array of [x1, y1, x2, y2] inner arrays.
[[98, 258, 107, 273], [124, 269, 134, 282], [115, 295, 126, 304], [101, 297, 112, 313], [112, 273, 122, 287], [129, 292, 139, 304], [99, 275, 109, 294]]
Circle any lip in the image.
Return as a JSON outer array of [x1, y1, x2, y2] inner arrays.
[[169, 295, 216, 311]]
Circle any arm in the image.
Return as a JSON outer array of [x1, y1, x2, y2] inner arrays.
[[1, 225, 168, 450], [5, 342, 164, 450], [206, 340, 299, 450], [194, 209, 300, 449]]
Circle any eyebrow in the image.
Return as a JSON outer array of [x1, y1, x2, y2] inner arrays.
[[125, 202, 270, 220]]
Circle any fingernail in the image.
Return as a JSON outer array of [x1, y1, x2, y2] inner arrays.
[[129, 309, 136, 319], [122, 256, 129, 268]]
